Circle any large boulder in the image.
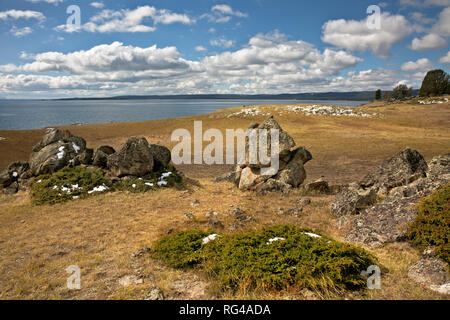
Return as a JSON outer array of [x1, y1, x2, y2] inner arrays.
[[344, 196, 419, 248], [93, 145, 115, 168], [30, 141, 78, 176], [330, 183, 376, 216], [238, 167, 267, 190], [408, 247, 450, 295], [275, 157, 306, 188], [33, 128, 86, 154], [359, 147, 428, 195], [107, 137, 154, 177], [302, 178, 330, 194], [427, 153, 450, 181], [148, 144, 171, 171]]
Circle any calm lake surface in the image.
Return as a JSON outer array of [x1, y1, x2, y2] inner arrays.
[[0, 99, 368, 130]]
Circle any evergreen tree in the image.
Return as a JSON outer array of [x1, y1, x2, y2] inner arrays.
[[392, 84, 413, 99], [419, 69, 450, 97], [375, 89, 382, 100]]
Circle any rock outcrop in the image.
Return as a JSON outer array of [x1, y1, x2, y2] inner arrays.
[[334, 150, 449, 248], [0, 129, 173, 194], [231, 116, 311, 193], [107, 137, 154, 177]]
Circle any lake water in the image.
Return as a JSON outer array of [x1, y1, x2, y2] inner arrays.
[[0, 99, 368, 130]]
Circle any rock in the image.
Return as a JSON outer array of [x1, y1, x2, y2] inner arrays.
[[0, 161, 29, 188], [4, 181, 19, 194], [290, 146, 313, 165], [107, 137, 154, 177], [191, 199, 200, 207], [344, 196, 419, 248], [75, 148, 93, 165], [427, 153, 450, 181], [30, 141, 78, 176], [92, 145, 115, 168], [239, 167, 267, 190], [208, 217, 224, 229], [408, 248, 450, 295], [297, 198, 311, 207], [146, 287, 164, 300], [148, 144, 171, 171], [205, 211, 218, 218], [303, 178, 330, 194], [33, 128, 86, 154], [255, 178, 292, 194], [283, 207, 303, 217], [257, 116, 296, 159], [169, 278, 206, 299], [330, 184, 377, 216], [359, 148, 428, 195], [275, 157, 306, 188], [131, 248, 151, 258], [118, 275, 143, 286], [184, 212, 194, 219]]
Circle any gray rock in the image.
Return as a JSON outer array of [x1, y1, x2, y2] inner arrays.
[[146, 287, 164, 300], [427, 153, 450, 181], [275, 157, 306, 188], [75, 148, 93, 165], [303, 178, 330, 194], [239, 167, 267, 190], [93, 145, 115, 168], [148, 144, 171, 171], [359, 147, 428, 195], [330, 184, 377, 216], [107, 137, 154, 177], [30, 141, 78, 176], [0, 161, 29, 188], [344, 196, 419, 248], [408, 248, 450, 295], [33, 128, 86, 154]]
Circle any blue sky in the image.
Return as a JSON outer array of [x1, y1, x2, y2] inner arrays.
[[0, 0, 448, 98]]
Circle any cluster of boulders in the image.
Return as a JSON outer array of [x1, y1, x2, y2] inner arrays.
[[0, 128, 172, 194], [219, 116, 312, 193], [331, 147, 449, 294]]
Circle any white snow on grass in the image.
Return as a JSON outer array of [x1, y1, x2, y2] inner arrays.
[[161, 172, 172, 178], [145, 182, 154, 187], [87, 185, 109, 194], [12, 172, 18, 177], [202, 234, 219, 245], [266, 237, 285, 245], [72, 142, 81, 153], [418, 98, 448, 105], [132, 184, 136, 188], [72, 196, 79, 199], [157, 180, 168, 186], [0, 137, 6, 141], [227, 107, 270, 118], [56, 146, 65, 160], [302, 232, 322, 238]]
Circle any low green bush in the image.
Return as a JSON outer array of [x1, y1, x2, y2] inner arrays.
[[31, 166, 108, 205], [407, 184, 450, 264], [152, 225, 377, 293]]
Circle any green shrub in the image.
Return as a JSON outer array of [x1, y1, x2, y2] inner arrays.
[[152, 230, 211, 268], [31, 166, 108, 205], [407, 184, 450, 264], [152, 225, 377, 293]]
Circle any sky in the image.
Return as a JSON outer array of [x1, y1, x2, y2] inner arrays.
[[0, 0, 448, 99]]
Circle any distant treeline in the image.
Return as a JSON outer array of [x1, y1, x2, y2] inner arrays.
[[54, 91, 391, 102]]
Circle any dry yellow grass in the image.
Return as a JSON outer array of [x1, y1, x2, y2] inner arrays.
[[0, 101, 449, 300]]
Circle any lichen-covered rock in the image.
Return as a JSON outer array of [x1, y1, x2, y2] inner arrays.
[[93, 145, 115, 168], [148, 144, 171, 171], [359, 147, 428, 195], [426, 153, 450, 181], [0, 161, 29, 188], [30, 141, 78, 176], [330, 184, 377, 216], [107, 137, 154, 177], [33, 128, 86, 154], [303, 178, 330, 194], [75, 148, 93, 165], [239, 167, 267, 190], [275, 157, 306, 188], [255, 178, 292, 194], [408, 247, 450, 295], [344, 196, 419, 248]]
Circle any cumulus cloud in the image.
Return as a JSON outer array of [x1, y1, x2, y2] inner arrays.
[[26, 0, 64, 4], [195, 46, 207, 52], [90, 2, 105, 9], [0, 9, 45, 23], [55, 5, 193, 33], [322, 12, 412, 58], [439, 51, 450, 63], [2, 32, 418, 98], [10, 26, 33, 37], [202, 4, 247, 23], [400, 0, 450, 6], [411, 33, 447, 50], [431, 6, 450, 36], [210, 38, 235, 48], [401, 58, 434, 72]]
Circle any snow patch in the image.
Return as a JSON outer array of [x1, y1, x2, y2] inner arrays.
[[56, 146, 65, 160], [72, 142, 81, 153], [266, 237, 285, 245], [302, 232, 322, 238], [87, 185, 109, 194], [202, 234, 219, 245]]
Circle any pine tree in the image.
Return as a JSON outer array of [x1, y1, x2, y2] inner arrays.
[[375, 89, 382, 100], [419, 69, 450, 97]]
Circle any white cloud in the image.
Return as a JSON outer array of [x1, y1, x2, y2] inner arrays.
[[55, 5, 193, 33], [210, 38, 235, 48], [195, 46, 207, 52], [26, 0, 64, 4], [1, 32, 418, 98], [411, 33, 447, 50], [431, 6, 450, 36], [439, 51, 450, 63], [90, 2, 105, 9], [0, 10, 45, 23], [401, 58, 434, 72], [202, 4, 248, 23], [10, 26, 33, 37], [400, 0, 450, 6], [322, 12, 412, 58]]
